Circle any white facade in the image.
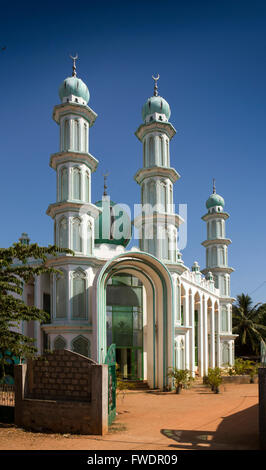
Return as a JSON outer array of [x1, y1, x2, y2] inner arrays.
[[18, 68, 237, 390]]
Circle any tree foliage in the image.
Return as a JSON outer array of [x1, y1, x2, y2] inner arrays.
[[0, 242, 73, 378], [232, 293, 266, 356]]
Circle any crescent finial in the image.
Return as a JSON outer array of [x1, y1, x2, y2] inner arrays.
[[152, 74, 160, 96], [69, 53, 78, 77]]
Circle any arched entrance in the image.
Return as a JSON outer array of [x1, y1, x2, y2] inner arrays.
[[95, 252, 175, 390]]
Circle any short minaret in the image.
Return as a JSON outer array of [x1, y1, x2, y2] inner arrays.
[[201, 180, 234, 295], [201, 181, 235, 364], [46, 56, 101, 255], [134, 75, 183, 264]]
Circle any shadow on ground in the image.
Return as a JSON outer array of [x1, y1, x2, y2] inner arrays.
[[161, 404, 259, 450]]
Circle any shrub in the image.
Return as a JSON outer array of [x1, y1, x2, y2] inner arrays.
[[167, 368, 194, 393], [207, 367, 222, 393]]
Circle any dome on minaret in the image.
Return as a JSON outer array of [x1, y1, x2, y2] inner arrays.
[[206, 193, 225, 209], [141, 74, 171, 122], [58, 55, 90, 104], [59, 76, 90, 104], [142, 95, 171, 121], [206, 180, 225, 210]]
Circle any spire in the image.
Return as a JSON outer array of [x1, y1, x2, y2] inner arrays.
[[103, 172, 109, 196], [213, 178, 216, 194], [152, 74, 160, 97], [70, 53, 78, 77]]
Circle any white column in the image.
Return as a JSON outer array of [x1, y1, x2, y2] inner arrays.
[[203, 297, 208, 376], [217, 306, 221, 367], [198, 296, 204, 376], [189, 292, 195, 377], [210, 302, 215, 368], [34, 275, 42, 354]]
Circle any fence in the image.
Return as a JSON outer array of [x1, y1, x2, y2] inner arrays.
[[0, 384, 15, 407], [0, 384, 15, 423]]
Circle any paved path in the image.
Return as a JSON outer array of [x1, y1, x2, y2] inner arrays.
[[0, 383, 259, 450]]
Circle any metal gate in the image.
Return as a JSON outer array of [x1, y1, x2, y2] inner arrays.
[[0, 384, 15, 423], [105, 344, 116, 426]]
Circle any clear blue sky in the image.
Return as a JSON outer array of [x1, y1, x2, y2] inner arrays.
[[0, 0, 266, 304]]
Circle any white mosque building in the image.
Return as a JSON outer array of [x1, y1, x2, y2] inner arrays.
[[19, 60, 237, 390]]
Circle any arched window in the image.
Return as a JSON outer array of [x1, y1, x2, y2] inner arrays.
[[143, 140, 146, 167], [72, 218, 82, 252], [58, 217, 67, 248], [162, 227, 169, 260], [73, 120, 80, 151], [222, 342, 230, 366], [72, 335, 90, 357], [85, 172, 90, 203], [221, 306, 228, 332], [159, 136, 164, 166], [166, 140, 169, 166], [56, 271, 66, 319], [60, 167, 68, 201], [87, 222, 93, 255], [72, 167, 81, 200], [211, 221, 216, 239], [64, 119, 70, 150], [211, 246, 217, 266], [160, 181, 167, 212], [72, 270, 86, 319], [149, 137, 155, 166], [54, 335, 66, 351], [149, 180, 156, 209], [83, 123, 88, 152]]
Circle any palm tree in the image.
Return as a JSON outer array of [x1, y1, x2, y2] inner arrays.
[[232, 293, 266, 356]]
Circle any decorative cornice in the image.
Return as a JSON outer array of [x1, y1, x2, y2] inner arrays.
[[50, 151, 98, 173], [135, 121, 176, 141], [202, 212, 229, 222], [46, 201, 101, 219], [53, 102, 97, 127], [134, 166, 180, 184], [201, 238, 232, 248], [133, 212, 184, 229], [201, 266, 234, 275]]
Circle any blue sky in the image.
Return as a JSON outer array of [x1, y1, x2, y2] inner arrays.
[[0, 0, 266, 304]]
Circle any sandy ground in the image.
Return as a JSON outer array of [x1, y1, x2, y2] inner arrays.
[[0, 383, 260, 451]]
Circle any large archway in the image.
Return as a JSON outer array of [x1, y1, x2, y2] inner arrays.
[[94, 252, 175, 390]]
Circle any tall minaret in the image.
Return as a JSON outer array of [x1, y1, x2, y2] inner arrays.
[[46, 56, 101, 255], [201, 181, 234, 335], [134, 75, 183, 264]]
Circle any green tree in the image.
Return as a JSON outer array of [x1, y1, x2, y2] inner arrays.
[[232, 293, 266, 357], [0, 242, 73, 379]]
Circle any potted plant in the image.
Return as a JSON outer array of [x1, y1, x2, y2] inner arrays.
[[167, 368, 194, 394], [207, 367, 222, 393]]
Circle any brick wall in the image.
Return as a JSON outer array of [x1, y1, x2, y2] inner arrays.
[[26, 350, 93, 402], [14, 350, 108, 435]]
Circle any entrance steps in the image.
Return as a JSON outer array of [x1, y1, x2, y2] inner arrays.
[[120, 380, 149, 390]]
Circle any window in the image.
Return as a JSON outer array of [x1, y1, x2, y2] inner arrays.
[[87, 222, 93, 255], [54, 335, 66, 350], [60, 167, 68, 201], [149, 137, 155, 165], [159, 136, 164, 166], [72, 218, 82, 252], [83, 124, 88, 152], [221, 306, 228, 332], [56, 272, 66, 319], [58, 217, 67, 248], [72, 167, 81, 200], [72, 270, 86, 319], [72, 335, 90, 357], [73, 120, 80, 151], [85, 172, 90, 203], [64, 119, 70, 150]]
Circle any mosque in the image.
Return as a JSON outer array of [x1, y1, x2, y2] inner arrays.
[[19, 59, 237, 390]]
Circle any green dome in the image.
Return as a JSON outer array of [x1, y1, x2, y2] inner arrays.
[[59, 76, 90, 103], [94, 199, 131, 247], [206, 193, 225, 210], [142, 95, 171, 121]]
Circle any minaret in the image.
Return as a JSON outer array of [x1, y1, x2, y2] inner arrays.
[[46, 56, 101, 255], [134, 75, 183, 264], [201, 181, 234, 336]]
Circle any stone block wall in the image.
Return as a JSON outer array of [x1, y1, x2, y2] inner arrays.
[[14, 350, 108, 435]]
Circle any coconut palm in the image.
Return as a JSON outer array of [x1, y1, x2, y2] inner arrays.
[[232, 293, 266, 356]]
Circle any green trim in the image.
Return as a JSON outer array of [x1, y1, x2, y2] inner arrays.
[[96, 251, 175, 389]]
